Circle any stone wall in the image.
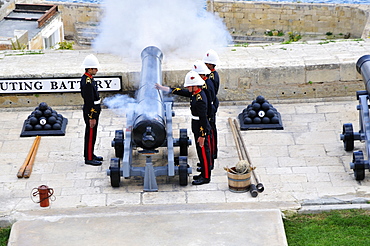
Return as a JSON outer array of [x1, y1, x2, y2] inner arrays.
[[208, 0, 370, 38], [215, 61, 362, 101], [0, 0, 15, 20], [49, 2, 102, 39], [12, 1, 370, 42], [43, 1, 370, 43]]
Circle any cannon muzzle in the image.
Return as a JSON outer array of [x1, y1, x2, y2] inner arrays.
[[356, 55, 370, 94]]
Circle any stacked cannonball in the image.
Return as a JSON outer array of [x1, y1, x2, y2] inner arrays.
[[24, 102, 64, 131], [242, 95, 280, 125]]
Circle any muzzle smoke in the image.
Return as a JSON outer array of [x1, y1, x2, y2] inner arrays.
[[93, 0, 232, 59], [103, 94, 137, 116], [103, 93, 161, 119]]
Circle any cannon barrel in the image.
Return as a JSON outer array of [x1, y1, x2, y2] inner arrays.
[[132, 46, 166, 149], [356, 55, 370, 94], [108, 46, 192, 190]]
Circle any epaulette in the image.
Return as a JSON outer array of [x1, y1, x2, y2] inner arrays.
[[209, 73, 214, 80], [196, 94, 202, 101], [86, 77, 91, 84], [202, 83, 208, 90]]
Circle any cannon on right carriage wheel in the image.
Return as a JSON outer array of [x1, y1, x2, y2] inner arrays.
[[340, 55, 370, 180]]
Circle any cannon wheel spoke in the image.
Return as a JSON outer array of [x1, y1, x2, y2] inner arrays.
[[113, 130, 124, 158], [178, 156, 188, 186], [353, 151, 365, 181], [179, 129, 189, 156], [342, 123, 354, 151], [110, 158, 121, 187]]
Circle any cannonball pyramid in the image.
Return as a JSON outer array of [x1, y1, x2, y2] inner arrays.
[[238, 95, 283, 130], [20, 102, 68, 137]]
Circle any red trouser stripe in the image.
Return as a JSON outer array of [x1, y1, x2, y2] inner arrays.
[[88, 127, 93, 160], [201, 145, 209, 179], [208, 136, 212, 158]]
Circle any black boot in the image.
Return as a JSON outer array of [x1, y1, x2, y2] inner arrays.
[[85, 159, 102, 166], [192, 176, 210, 185], [193, 175, 201, 180], [93, 155, 104, 161]]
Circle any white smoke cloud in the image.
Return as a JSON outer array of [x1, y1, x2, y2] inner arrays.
[[93, 0, 232, 59], [103, 92, 162, 119], [103, 94, 137, 116]]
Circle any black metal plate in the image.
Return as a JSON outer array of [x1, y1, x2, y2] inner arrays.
[[20, 118, 68, 137], [238, 113, 283, 130]]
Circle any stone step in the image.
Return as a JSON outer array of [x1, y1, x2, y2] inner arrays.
[[8, 204, 288, 246], [74, 22, 100, 46], [232, 35, 285, 44]]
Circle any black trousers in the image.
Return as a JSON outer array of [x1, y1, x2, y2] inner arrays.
[[210, 117, 218, 160], [192, 120, 212, 179], [83, 106, 100, 160]]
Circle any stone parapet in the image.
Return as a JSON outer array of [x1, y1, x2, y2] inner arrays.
[[209, 0, 370, 39], [0, 40, 368, 108]]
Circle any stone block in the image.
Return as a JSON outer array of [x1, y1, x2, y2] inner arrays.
[[340, 62, 358, 81], [233, 12, 244, 19], [306, 63, 340, 83], [257, 65, 306, 86]]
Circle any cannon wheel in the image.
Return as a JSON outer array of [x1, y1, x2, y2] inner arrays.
[[112, 130, 124, 158], [179, 129, 189, 156], [352, 151, 365, 181], [110, 158, 121, 187], [178, 156, 188, 186], [342, 123, 354, 151]]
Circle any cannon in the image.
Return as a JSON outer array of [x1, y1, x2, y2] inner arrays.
[[107, 46, 192, 191], [340, 55, 370, 180]]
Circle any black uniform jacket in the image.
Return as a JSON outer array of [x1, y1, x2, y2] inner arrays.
[[80, 73, 100, 119], [190, 89, 210, 137], [171, 78, 217, 119], [170, 87, 210, 137], [170, 87, 191, 98], [203, 78, 219, 117], [209, 69, 220, 95]]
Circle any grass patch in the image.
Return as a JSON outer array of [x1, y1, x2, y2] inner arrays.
[[0, 227, 11, 246], [233, 43, 249, 47], [284, 209, 370, 246], [5, 50, 44, 56]]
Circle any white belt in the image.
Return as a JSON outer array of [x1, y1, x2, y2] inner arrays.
[[192, 116, 200, 120], [94, 99, 101, 105]]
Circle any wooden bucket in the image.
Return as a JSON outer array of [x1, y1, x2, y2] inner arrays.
[[227, 167, 251, 193]]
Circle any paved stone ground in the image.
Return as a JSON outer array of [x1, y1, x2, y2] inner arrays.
[[3, 97, 370, 245], [1, 97, 370, 215], [3, 40, 370, 244]]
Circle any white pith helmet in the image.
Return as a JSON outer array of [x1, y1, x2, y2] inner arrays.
[[82, 54, 100, 69], [184, 71, 205, 87], [192, 60, 211, 75], [202, 49, 220, 66]]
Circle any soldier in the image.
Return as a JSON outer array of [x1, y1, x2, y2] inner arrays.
[[80, 54, 103, 166], [155, 71, 212, 185], [203, 49, 221, 160], [191, 60, 217, 171]]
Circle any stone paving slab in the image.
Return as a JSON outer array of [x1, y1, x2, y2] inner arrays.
[[1, 97, 370, 245], [0, 97, 369, 218], [7, 204, 288, 246]]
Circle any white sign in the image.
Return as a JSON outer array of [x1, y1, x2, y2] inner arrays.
[[0, 77, 122, 94]]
